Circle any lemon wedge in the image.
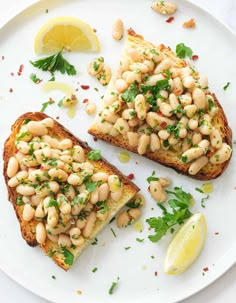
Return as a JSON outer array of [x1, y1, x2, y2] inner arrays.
[[164, 213, 207, 275], [34, 16, 100, 54]]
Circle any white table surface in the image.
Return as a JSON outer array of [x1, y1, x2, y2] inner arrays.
[[0, 0, 236, 302]]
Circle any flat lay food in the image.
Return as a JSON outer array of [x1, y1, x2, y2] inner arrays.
[[3, 112, 139, 269], [88, 29, 232, 180], [0, 0, 235, 301]]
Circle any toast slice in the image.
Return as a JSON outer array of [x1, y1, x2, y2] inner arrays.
[[88, 30, 232, 180], [3, 112, 139, 270]]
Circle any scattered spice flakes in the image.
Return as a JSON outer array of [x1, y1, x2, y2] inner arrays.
[[81, 84, 90, 90], [111, 227, 117, 238], [76, 290, 82, 295], [93, 137, 98, 142], [51, 275, 56, 279], [83, 98, 89, 103], [109, 277, 119, 295], [17, 64, 24, 76], [166, 16, 174, 23], [203, 267, 209, 272], [192, 55, 199, 61], [154, 271, 158, 276], [9, 88, 13, 93], [93, 28, 97, 33], [183, 18, 196, 28], [127, 173, 134, 180], [10, 72, 14, 76], [1, 55, 5, 60], [214, 232, 219, 235]]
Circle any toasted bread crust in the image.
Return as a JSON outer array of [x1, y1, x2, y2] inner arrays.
[[88, 31, 232, 180], [3, 112, 139, 270]]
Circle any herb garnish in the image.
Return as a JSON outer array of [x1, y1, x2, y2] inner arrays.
[[223, 82, 230, 91], [121, 82, 139, 102], [176, 43, 193, 59], [61, 247, 74, 266], [146, 171, 159, 183], [40, 99, 55, 112], [109, 277, 120, 295], [30, 73, 42, 84], [30, 49, 76, 76], [87, 149, 101, 161], [146, 187, 193, 242]]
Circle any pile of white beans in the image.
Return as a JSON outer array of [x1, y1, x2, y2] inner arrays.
[[6, 117, 125, 248], [95, 42, 232, 175]]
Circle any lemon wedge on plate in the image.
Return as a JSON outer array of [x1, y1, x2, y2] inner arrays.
[[164, 213, 207, 275], [34, 16, 100, 54]]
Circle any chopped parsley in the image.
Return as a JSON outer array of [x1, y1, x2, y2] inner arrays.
[[92, 267, 98, 273], [87, 149, 101, 161], [146, 187, 193, 242], [223, 82, 230, 91], [30, 73, 42, 84], [176, 43, 193, 59], [111, 228, 117, 238], [30, 49, 76, 76], [40, 99, 54, 112], [109, 276, 120, 295], [147, 171, 159, 183], [16, 196, 24, 206], [121, 82, 139, 102], [136, 238, 144, 242], [96, 200, 109, 214], [61, 247, 74, 266]]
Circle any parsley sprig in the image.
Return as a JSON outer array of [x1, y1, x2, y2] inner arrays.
[[146, 187, 193, 242], [176, 43, 193, 59], [30, 49, 76, 76]]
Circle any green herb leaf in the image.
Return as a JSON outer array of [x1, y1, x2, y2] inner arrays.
[[176, 43, 193, 59], [96, 200, 109, 214], [146, 171, 159, 183], [30, 73, 42, 84], [121, 82, 139, 102], [30, 49, 76, 76], [85, 180, 102, 192], [87, 149, 101, 161], [146, 187, 193, 243], [61, 248, 74, 266], [92, 267, 98, 273], [136, 238, 144, 242], [40, 99, 54, 112], [109, 277, 120, 295], [223, 82, 230, 91], [16, 196, 24, 206]]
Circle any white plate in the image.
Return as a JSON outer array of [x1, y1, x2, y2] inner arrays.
[[0, 0, 235, 302]]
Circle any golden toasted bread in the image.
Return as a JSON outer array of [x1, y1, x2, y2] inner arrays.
[[3, 112, 139, 270], [88, 30, 232, 180]]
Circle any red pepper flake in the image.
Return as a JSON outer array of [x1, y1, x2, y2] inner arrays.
[[166, 16, 174, 23], [9, 88, 13, 93], [148, 227, 152, 230], [83, 98, 89, 103], [214, 232, 219, 235], [160, 121, 167, 129], [127, 173, 134, 180], [192, 55, 199, 61], [93, 137, 98, 142], [10, 72, 14, 76], [81, 85, 90, 90], [1, 56, 5, 60], [75, 88, 79, 92], [49, 97, 54, 104], [154, 271, 158, 276], [76, 290, 82, 295], [17, 64, 24, 76], [40, 165, 44, 171], [56, 116, 60, 120], [93, 28, 97, 32], [148, 186, 150, 191], [203, 267, 209, 272]]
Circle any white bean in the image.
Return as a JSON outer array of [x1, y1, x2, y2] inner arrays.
[[116, 210, 131, 227], [58, 234, 72, 247], [192, 133, 202, 145], [179, 94, 192, 106], [112, 18, 124, 40], [151, 1, 177, 15], [210, 128, 222, 149], [98, 183, 110, 201], [144, 74, 165, 86], [159, 102, 173, 117], [158, 130, 170, 140], [130, 62, 149, 74], [172, 77, 183, 95], [101, 108, 119, 123], [23, 204, 35, 221], [209, 143, 232, 164], [110, 187, 123, 201], [181, 147, 203, 163], [58, 139, 73, 150], [41, 118, 54, 128], [76, 219, 87, 229], [15, 141, 30, 154], [47, 206, 59, 227], [108, 175, 122, 192], [115, 78, 128, 92], [137, 134, 150, 155], [192, 88, 206, 109], [46, 222, 71, 236], [71, 235, 85, 246], [85, 102, 97, 115], [182, 76, 195, 88], [82, 211, 97, 238], [149, 181, 167, 203], [114, 117, 130, 135], [35, 202, 45, 219], [36, 222, 47, 244], [90, 187, 99, 204], [7, 157, 19, 178], [91, 172, 109, 182], [189, 156, 208, 175], [135, 94, 147, 120], [88, 57, 104, 76], [127, 132, 139, 147], [198, 139, 210, 153], [154, 58, 172, 74], [184, 104, 197, 118], [150, 133, 161, 152], [97, 65, 112, 86], [26, 121, 48, 136], [169, 93, 180, 110], [16, 184, 36, 196], [67, 173, 83, 186]]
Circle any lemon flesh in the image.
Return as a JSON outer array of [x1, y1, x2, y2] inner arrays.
[[164, 213, 207, 275], [34, 17, 100, 54]]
